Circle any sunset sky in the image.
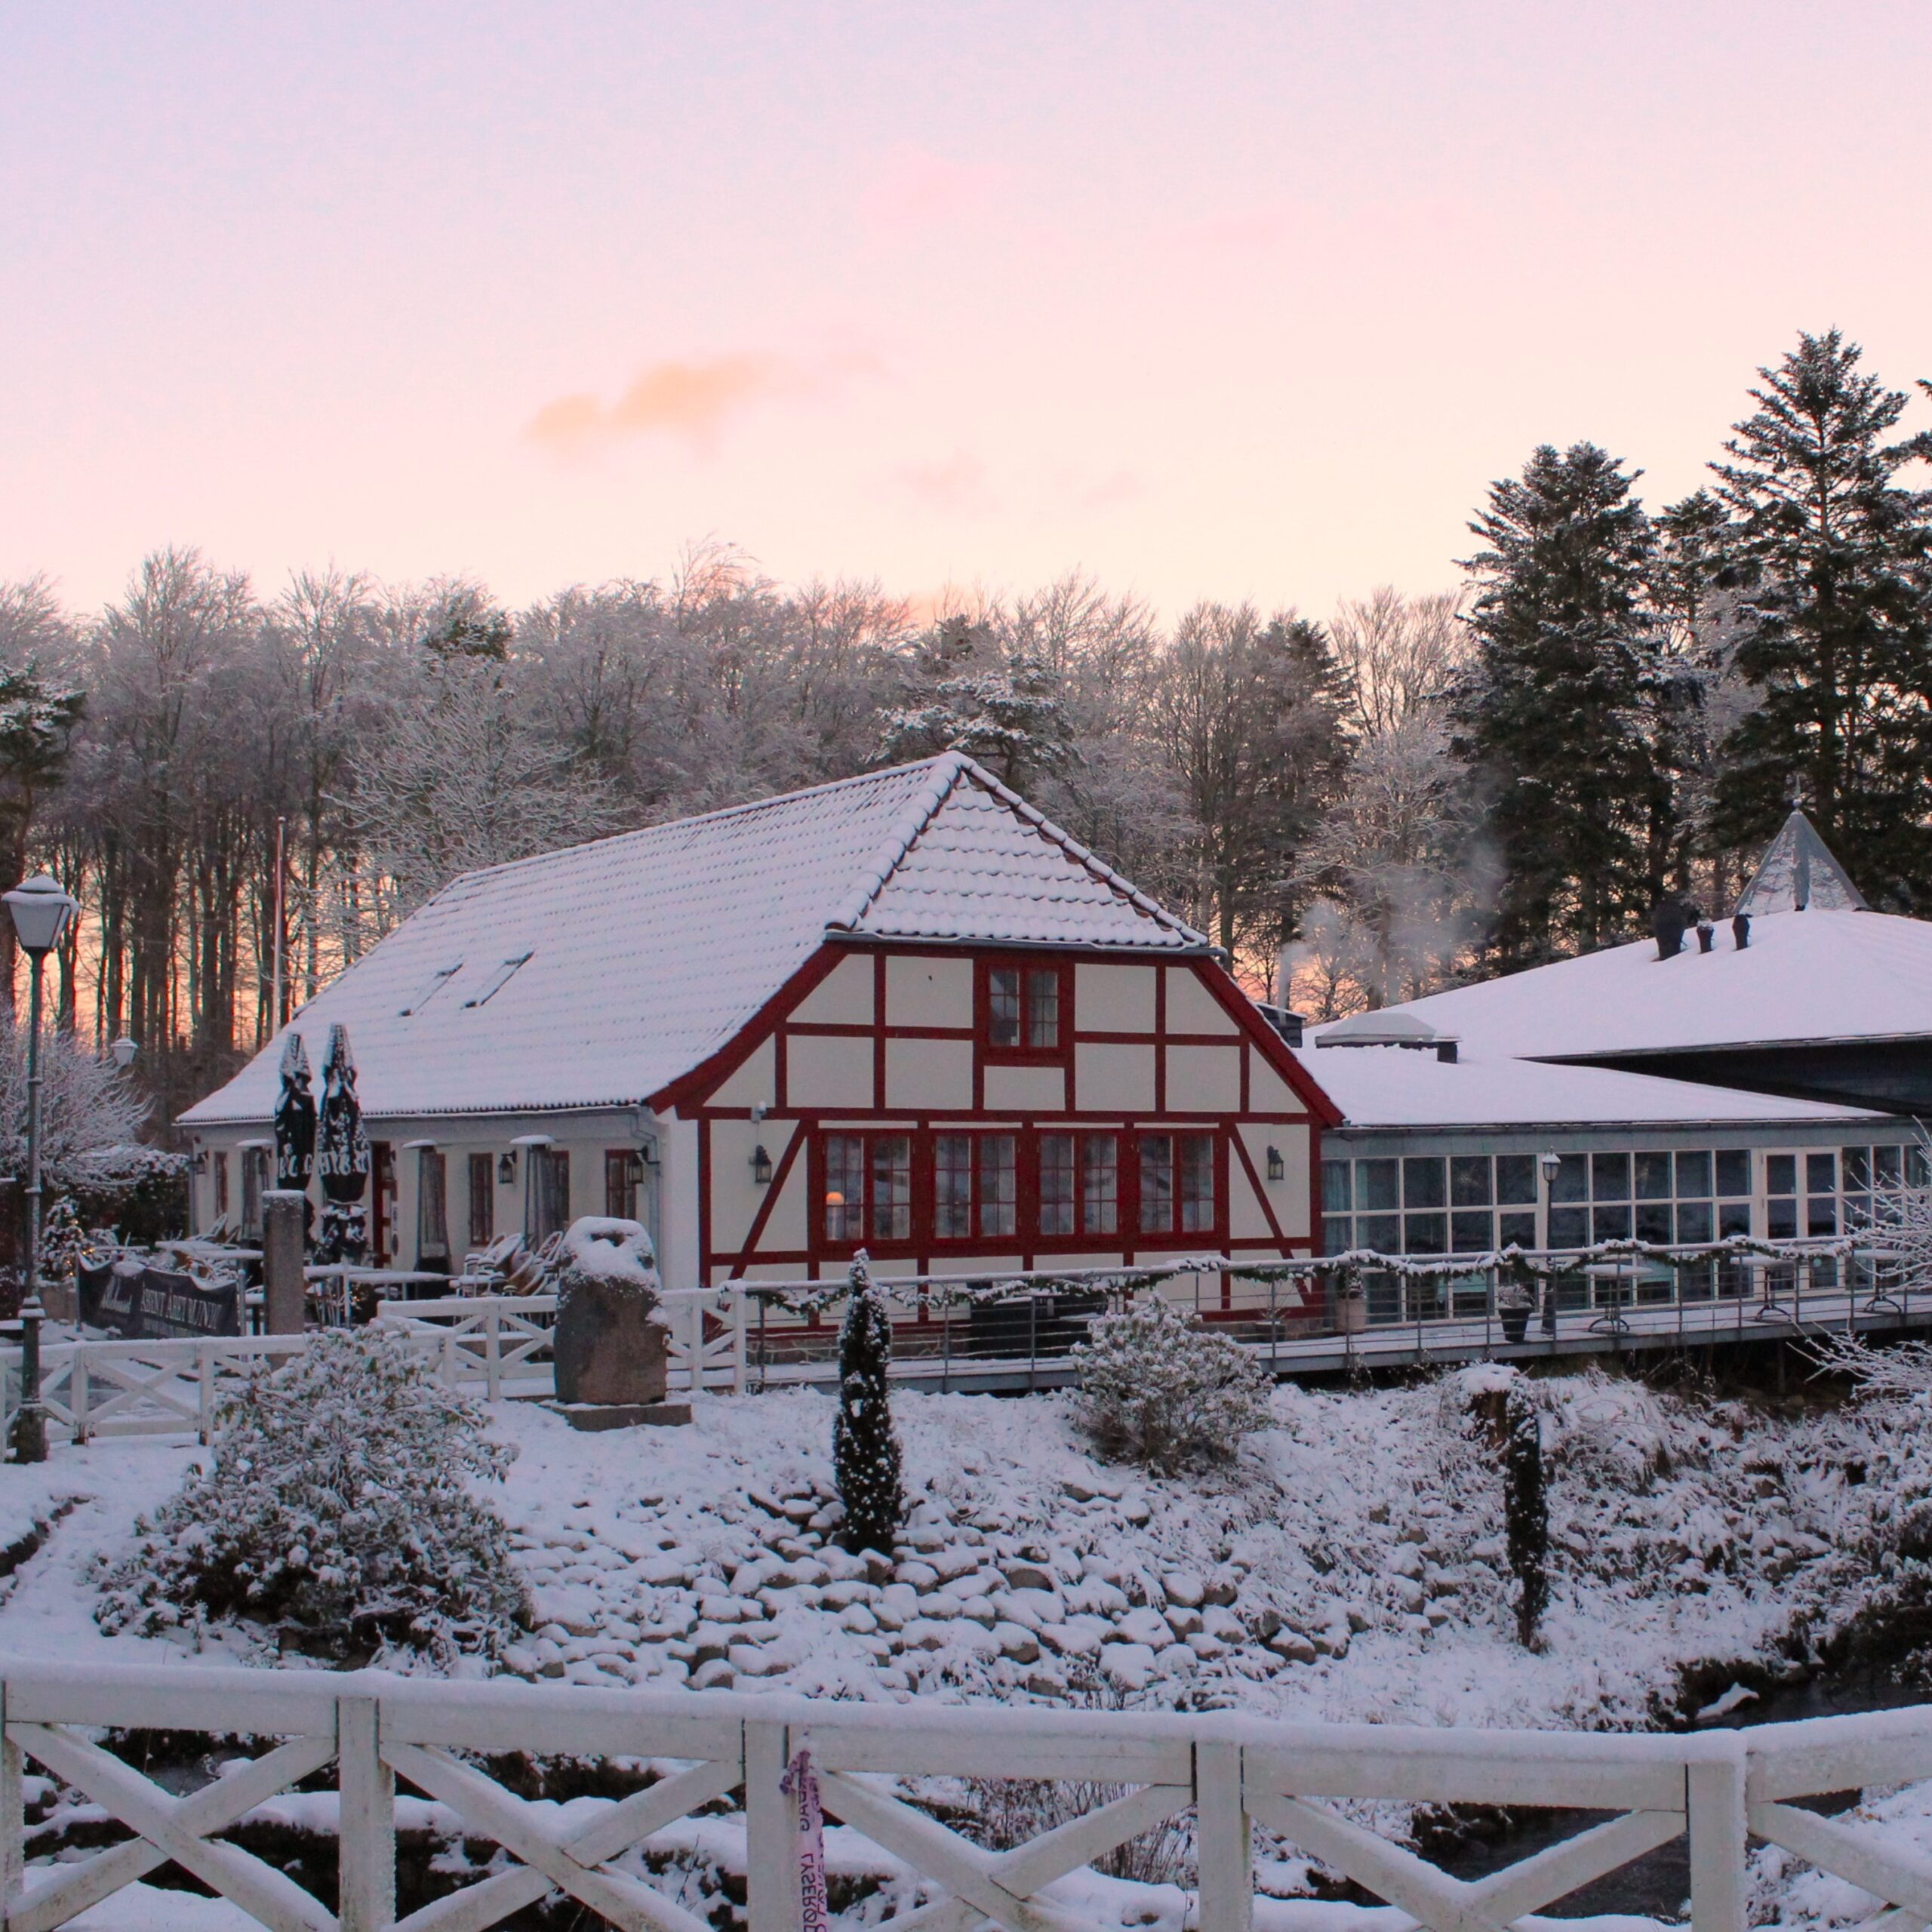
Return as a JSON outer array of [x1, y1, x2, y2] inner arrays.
[[5, 1, 1930, 621]]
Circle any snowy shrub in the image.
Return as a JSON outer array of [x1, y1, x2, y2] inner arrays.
[[832, 1255, 904, 1555], [1072, 1294, 1272, 1474], [97, 1327, 528, 1662]]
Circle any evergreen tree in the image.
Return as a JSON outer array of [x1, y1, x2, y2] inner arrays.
[[832, 1253, 903, 1555], [879, 615, 1073, 791], [1454, 444, 1665, 967], [1709, 331, 1932, 909]]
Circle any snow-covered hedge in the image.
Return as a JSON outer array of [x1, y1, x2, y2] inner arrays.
[[1072, 1296, 1271, 1473], [97, 1328, 528, 1663]]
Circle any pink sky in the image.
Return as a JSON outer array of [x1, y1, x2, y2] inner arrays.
[[3, 1, 1929, 620]]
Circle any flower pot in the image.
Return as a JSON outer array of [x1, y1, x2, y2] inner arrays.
[[1500, 1306, 1531, 1344], [1336, 1294, 1368, 1334]]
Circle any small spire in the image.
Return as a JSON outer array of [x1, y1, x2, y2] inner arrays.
[[1734, 808, 1868, 917]]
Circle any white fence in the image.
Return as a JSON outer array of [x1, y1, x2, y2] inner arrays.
[[0, 1291, 747, 1444], [1, 1657, 1928, 1930]]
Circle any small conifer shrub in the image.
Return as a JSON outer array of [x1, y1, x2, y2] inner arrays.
[[832, 1254, 904, 1555], [97, 1327, 528, 1663], [1072, 1294, 1272, 1474]]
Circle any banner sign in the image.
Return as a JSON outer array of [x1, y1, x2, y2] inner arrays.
[[780, 1749, 829, 1932], [78, 1261, 242, 1340]]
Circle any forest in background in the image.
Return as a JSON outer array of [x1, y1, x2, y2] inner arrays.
[[0, 328, 1927, 1137]]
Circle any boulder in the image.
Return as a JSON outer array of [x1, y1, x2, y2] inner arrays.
[[551, 1219, 671, 1407]]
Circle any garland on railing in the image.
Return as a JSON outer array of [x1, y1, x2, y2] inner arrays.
[[736, 1229, 1890, 1318]]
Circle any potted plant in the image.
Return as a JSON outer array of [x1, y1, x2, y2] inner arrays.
[[1496, 1276, 1535, 1343], [1334, 1271, 1369, 1334]]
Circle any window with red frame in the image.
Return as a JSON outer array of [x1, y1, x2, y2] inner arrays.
[[933, 1131, 1017, 1239], [823, 1132, 912, 1244], [1038, 1131, 1120, 1237], [1138, 1132, 1216, 1235], [980, 961, 1068, 1056]]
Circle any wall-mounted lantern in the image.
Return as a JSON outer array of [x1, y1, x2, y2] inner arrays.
[[1538, 1149, 1562, 1187], [751, 1145, 774, 1186], [497, 1151, 518, 1186], [1266, 1145, 1284, 1182]]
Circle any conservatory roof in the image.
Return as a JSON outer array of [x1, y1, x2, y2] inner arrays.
[[1298, 1044, 1881, 1131], [179, 755, 1209, 1124], [1311, 906, 1932, 1064]]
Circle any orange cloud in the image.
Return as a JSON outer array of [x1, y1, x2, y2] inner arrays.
[[527, 351, 872, 454]]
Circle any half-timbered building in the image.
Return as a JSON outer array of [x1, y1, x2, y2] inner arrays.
[[179, 754, 1338, 1298]]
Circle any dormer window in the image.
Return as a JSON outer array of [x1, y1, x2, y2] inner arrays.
[[980, 960, 1069, 1059]]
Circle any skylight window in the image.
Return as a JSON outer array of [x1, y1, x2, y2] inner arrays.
[[462, 952, 534, 1008], [399, 963, 463, 1017]]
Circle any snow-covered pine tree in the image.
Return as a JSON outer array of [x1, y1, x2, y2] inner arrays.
[[1710, 331, 1932, 909], [832, 1253, 904, 1555], [1454, 443, 1667, 968]]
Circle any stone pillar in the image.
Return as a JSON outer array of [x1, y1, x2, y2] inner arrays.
[[263, 1189, 308, 1334]]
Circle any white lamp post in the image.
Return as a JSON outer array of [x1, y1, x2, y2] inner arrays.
[[5, 873, 78, 1463], [1537, 1149, 1563, 1340], [110, 1035, 138, 1070]]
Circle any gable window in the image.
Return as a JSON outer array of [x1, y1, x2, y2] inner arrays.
[[979, 961, 1070, 1059]]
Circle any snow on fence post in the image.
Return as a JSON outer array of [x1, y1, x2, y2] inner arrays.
[[745, 1715, 800, 1932], [337, 1691, 395, 1932], [0, 1682, 20, 1921], [1195, 1738, 1253, 1932], [1687, 1734, 1748, 1932], [70, 1352, 89, 1445], [485, 1303, 503, 1404]]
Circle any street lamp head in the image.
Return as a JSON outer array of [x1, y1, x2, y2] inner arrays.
[[3, 874, 78, 957], [1538, 1150, 1563, 1184], [110, 1036, 139, 1070]]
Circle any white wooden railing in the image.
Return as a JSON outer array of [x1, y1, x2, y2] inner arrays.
[[0, 1290, 747, 1444], [2, 1657, 1927, 1931]]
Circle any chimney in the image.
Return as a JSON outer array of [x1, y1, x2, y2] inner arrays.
[[1435, 1041, 1459, 1064], [1651, 898, 1690, 959], [1697, 921, 1714, 953], [1257, 1002, 1304, 1047], [1733, 911, 1751, 950]]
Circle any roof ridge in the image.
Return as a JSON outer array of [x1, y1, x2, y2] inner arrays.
[[444, 757, 952, 894]]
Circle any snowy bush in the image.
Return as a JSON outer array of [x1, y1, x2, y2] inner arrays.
[[97, 1327, 528, 1662], [1072, 1294, 1272, 1473], [832, 1254, 904, 1554]]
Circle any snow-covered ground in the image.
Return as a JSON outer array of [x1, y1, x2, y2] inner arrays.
[[2, 1367, 1927, 1929]]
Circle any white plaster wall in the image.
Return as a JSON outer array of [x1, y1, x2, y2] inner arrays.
[[1075, 1044, 1155, 1113], [661, 1115, 702, 1287], [1075, 962, 1156, 1032], [786, 1034, 875, 1109], [710, 1115, 801, 1254], [886, 1038, 973, 1110], [984, 1063, 1066, 1112], [709, 1037, 777, 1110], [1235, 1120, 1310, 1237], [1166, 967, 1239, 1035], [886, 954, 972, 1028], [790, 952, 874, 1025], [1165, 1044, 1241, 1112], [1248, 1053, 1306, 1115]]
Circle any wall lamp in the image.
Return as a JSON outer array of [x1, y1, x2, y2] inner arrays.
[[1266, 1146, 1284, 1183], [497, 1151, 518, 1186], [751, 1145, 774, 1186]]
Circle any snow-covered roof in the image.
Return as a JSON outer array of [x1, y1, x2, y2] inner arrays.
[[180, 755, 1208, 1125], [1298, 1045, 1881, 1131], [1312, 906, 1932, 1063]]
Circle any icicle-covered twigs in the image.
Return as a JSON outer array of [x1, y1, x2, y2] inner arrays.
[[832, 1252, 905, 1555]]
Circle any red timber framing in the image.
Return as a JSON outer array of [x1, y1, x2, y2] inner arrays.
[[651, 940, 1340, 1300]]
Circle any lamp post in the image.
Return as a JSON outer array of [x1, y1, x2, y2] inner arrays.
[[1537, 1149, 1563, 1339], [5, 873, 78, 1463]]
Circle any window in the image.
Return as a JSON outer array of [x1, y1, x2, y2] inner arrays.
[[823, 1135, 866, 1243], [934, 1135, 973, 1239], [1040, 1134, 1075, 1235], [468, 1153, 494, 1248], [463, 952, 533, 1008], [1139, 1132, 1215, 1237], [241, 1148, 267, 1241], [400, 962, 462, 1016], [417, 1149, 449, 1265], [214, 1150, 230, 1221], [525, 1147, 570, 1243], [605, 1149, 639, 1221], [977, 1136, 1015, 1238], [1081, 1134, 1119, 1235], [822, 1133, 913, 1244], [980, 961, 1069, 1057]]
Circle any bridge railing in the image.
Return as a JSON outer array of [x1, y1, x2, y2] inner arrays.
[[2, 1656, 1927, 1931]]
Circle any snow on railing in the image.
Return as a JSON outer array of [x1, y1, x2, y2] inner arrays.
[[0, 1287, 747, 1444], [4, 1655, 1930, 1932]]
